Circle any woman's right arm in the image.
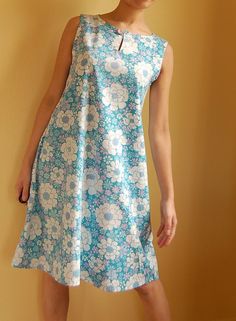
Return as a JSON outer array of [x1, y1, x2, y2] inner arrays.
[[15, 16, 80, 203]]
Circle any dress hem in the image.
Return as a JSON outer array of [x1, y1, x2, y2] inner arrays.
[[11, 261, 160, 293]]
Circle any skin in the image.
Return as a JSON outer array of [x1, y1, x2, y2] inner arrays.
[[15, 1, 176, 320]]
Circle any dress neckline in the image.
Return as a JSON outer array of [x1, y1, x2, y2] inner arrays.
[[96, 14, 156, 38]]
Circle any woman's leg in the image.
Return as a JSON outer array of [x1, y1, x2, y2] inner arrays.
[[41, 271, 69, 321], [134, 279, 172, 321]]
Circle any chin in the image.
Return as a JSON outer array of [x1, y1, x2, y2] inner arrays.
[[125, 0, 155, 9]]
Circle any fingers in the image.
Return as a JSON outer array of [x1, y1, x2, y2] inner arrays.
[[156, 220, 165, 237], [21, 184, 29, 203], [19, 191, 28, 204], [157, 215, 177, 247], [15, 182, 22, 200], [15, 181, 28, 204], [157, 215, 172, 247]]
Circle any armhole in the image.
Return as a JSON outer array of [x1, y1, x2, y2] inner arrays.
[[71, 14, 83, 54], [161, 40, 168, 70], [151, 38, 169, 84]]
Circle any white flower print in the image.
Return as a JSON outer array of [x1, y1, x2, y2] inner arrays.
[[130, 223, 140, 236], [86, 14, 101, 28], [119, 188, 131, 206], [43, 239, 54, 253], [102, 83, 128, 111], [76, 78, 95, 99], [104, 56, 128, 76], [147, 251, 158, 270], [39, 182, 57, 210], [102, 129, 127, 155], [126, 252, 142, 269], [148, 231, 154, 242], [82, 167, 103, 195], [81, 226, 92, 251], [134, 61, 153, 87], [123, 112, 140, 129], [51, 167, 64, 184], [60, 136, 78, 164], [106, 159, 124, 182], [125, 273, 146, 289], [140, 36, 156, 48], [41, 141, 53, 162], [52, 259, 62, 280], [23, 215, 42, 240], [76, 51, 95, 75], [66, 174, 80, 196], [126, 233, 142, 249], [84, 31, 106, 47], [122, 36, 139, 54], [152, 55, 162, 74], [62, 203, 80, 229], [128, 161, 148, 189], [98, 238, 121, 260], [131, 197, 149, 217], [30, 162, 36, 184], [111, 36, 138, 54], [64, 71, 73, 91], [77, 104, 99, 131], [81, 270, 91, 280], [12, 244, 24, 265], [27, 189, 35, 210], [133, 134, 145, 156], [63, 235, 80, 255], [135, 97, 141, 104], [96, 202, 123, 230], [88, 256, 105, 273], [30, 255, 50, 272], [84, 137, 97, 159], [56, 110, 75, 130], [101, 279, 121, 292], [81, 200, 91, 217], [45, 217, 61, 239], [11, 13, 168, 291], [64, 260, 80, 285]]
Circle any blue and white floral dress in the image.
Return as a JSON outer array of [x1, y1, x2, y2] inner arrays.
[[11, 13, 168, 292]]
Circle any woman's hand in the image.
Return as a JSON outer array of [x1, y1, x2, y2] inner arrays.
[[15, 164, 32, 204], [156, 199, 177, 247]]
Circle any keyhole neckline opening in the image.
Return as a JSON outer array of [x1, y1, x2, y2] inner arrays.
[[96, 14, 156, 38]]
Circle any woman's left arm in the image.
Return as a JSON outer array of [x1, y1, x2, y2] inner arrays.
[[148, 42, 177, 248]]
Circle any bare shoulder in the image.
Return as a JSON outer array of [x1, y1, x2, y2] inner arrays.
[[57, 15, 81, 49], [64, 15, 81, 35], [67, 15, 81, 28]]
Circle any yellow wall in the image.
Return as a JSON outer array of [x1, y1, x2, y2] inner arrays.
[[1, 0, 236, 320]]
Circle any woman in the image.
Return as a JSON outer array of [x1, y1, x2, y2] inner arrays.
[[12, 0, 176, 320]]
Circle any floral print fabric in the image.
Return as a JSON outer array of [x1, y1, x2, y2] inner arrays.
[[11, 13, 168, 292]]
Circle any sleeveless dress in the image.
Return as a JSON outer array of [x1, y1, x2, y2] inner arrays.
[[11, 13, 168, 292]]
